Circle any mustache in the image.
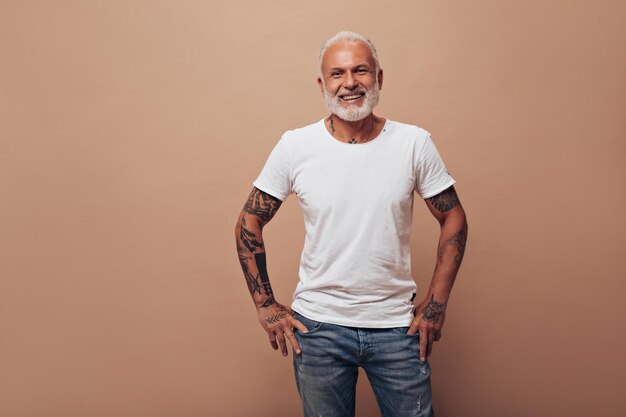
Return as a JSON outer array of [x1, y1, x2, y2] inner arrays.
[[336, 87, 367, 96]]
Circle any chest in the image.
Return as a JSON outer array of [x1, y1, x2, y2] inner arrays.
[[292, 146, 415, 212]]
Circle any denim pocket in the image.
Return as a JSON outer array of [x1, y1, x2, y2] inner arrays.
[[387, 327, 426, 364], [293, 312, 324, 335]]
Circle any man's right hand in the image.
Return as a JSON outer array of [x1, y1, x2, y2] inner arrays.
[[257, 300, 308, 356]]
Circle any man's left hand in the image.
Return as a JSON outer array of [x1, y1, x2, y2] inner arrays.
[[407, 295, 448, 362]]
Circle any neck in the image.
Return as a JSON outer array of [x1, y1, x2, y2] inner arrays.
[[327, 113, 377, 143]]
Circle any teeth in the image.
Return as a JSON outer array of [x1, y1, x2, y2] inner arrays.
[[342, 94, 363, 100]]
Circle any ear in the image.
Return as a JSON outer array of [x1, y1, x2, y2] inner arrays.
[[377, 68, 384, 90], [317, 77, 324, 92]]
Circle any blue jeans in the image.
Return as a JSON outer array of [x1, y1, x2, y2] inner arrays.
[[292, 311, 435, 417]]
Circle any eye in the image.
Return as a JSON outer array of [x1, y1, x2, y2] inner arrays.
[[331, 72, 341, 77]]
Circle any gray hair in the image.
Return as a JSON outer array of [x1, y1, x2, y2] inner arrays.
[[318, 31, 380, 82]]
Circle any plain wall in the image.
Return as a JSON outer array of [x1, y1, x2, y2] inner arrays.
[[1, 1, 625, 416]]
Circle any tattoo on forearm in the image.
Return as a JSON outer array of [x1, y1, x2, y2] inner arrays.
[[237, 249, 274, 298], [428, 186, 459, 212], [438, 225, 467, 265], [239, 216, 264, 253], [236, 187, 281, 303], [254, 252, 273, 296], [449, 227, 467, 264], [244, 188, 282, 222], [421, 295, 447, 324], [238, 253, 263, 295]]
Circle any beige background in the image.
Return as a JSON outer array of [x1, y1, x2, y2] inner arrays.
[[1, 1, 625, 416]]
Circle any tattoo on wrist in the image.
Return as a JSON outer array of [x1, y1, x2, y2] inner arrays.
[[428, 186, 459, 212], [260, 296, 276, 308], [421, 294, 447, 323]]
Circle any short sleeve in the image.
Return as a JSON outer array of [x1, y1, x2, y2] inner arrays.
[[414, 132, 456, 198], [252, 134, 293, 201]]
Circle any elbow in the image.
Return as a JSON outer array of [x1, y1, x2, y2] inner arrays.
[[234, 211, 245, 235], [459, 213, 469, 241], [459, 211, 469, 233], [458, 208, 468, 227], [234, 211, 264, 235], [440, 207, 468, 231]]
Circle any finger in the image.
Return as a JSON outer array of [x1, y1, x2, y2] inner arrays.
[[290, 318, 309, 334], [267, 331, 278, 350], [284, 329, 301, 355], [407, 318, 420, 335], [427, 334, 434, 358], [419, 330, 428, 362], [276, 332, 288, 357], [434, 329, 442, 342]]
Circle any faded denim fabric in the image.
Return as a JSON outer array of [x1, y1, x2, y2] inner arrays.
[[292, 311, 435, 417]]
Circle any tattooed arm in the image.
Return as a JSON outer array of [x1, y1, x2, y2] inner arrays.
[[408, 185, 468, 361], [234, 187, 307, 357]]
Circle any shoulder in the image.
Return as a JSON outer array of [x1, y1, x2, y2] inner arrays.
[[385, 119, 431, 144], [280, 119, 324, 142]]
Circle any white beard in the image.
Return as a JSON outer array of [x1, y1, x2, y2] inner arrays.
[[323, 81, 380, 122]]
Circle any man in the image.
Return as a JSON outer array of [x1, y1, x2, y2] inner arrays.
[[235, 31, 467, 417]]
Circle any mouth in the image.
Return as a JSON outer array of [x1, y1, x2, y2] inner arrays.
[[339, 92, 365, 102]]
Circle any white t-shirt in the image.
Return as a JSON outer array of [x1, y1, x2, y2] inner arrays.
[[253, 117, 455, 327]]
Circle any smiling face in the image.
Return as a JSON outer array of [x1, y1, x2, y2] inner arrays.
[[318, 40, 383, 121]]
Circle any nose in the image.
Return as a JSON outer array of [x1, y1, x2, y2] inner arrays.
[[344, 72, 358, 89]]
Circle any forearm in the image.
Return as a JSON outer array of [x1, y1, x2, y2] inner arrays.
[[234, 188, 303, 356], [235, 213, 277, 309], [412, 186, 467, 353], [426, 211, 468, 303]]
